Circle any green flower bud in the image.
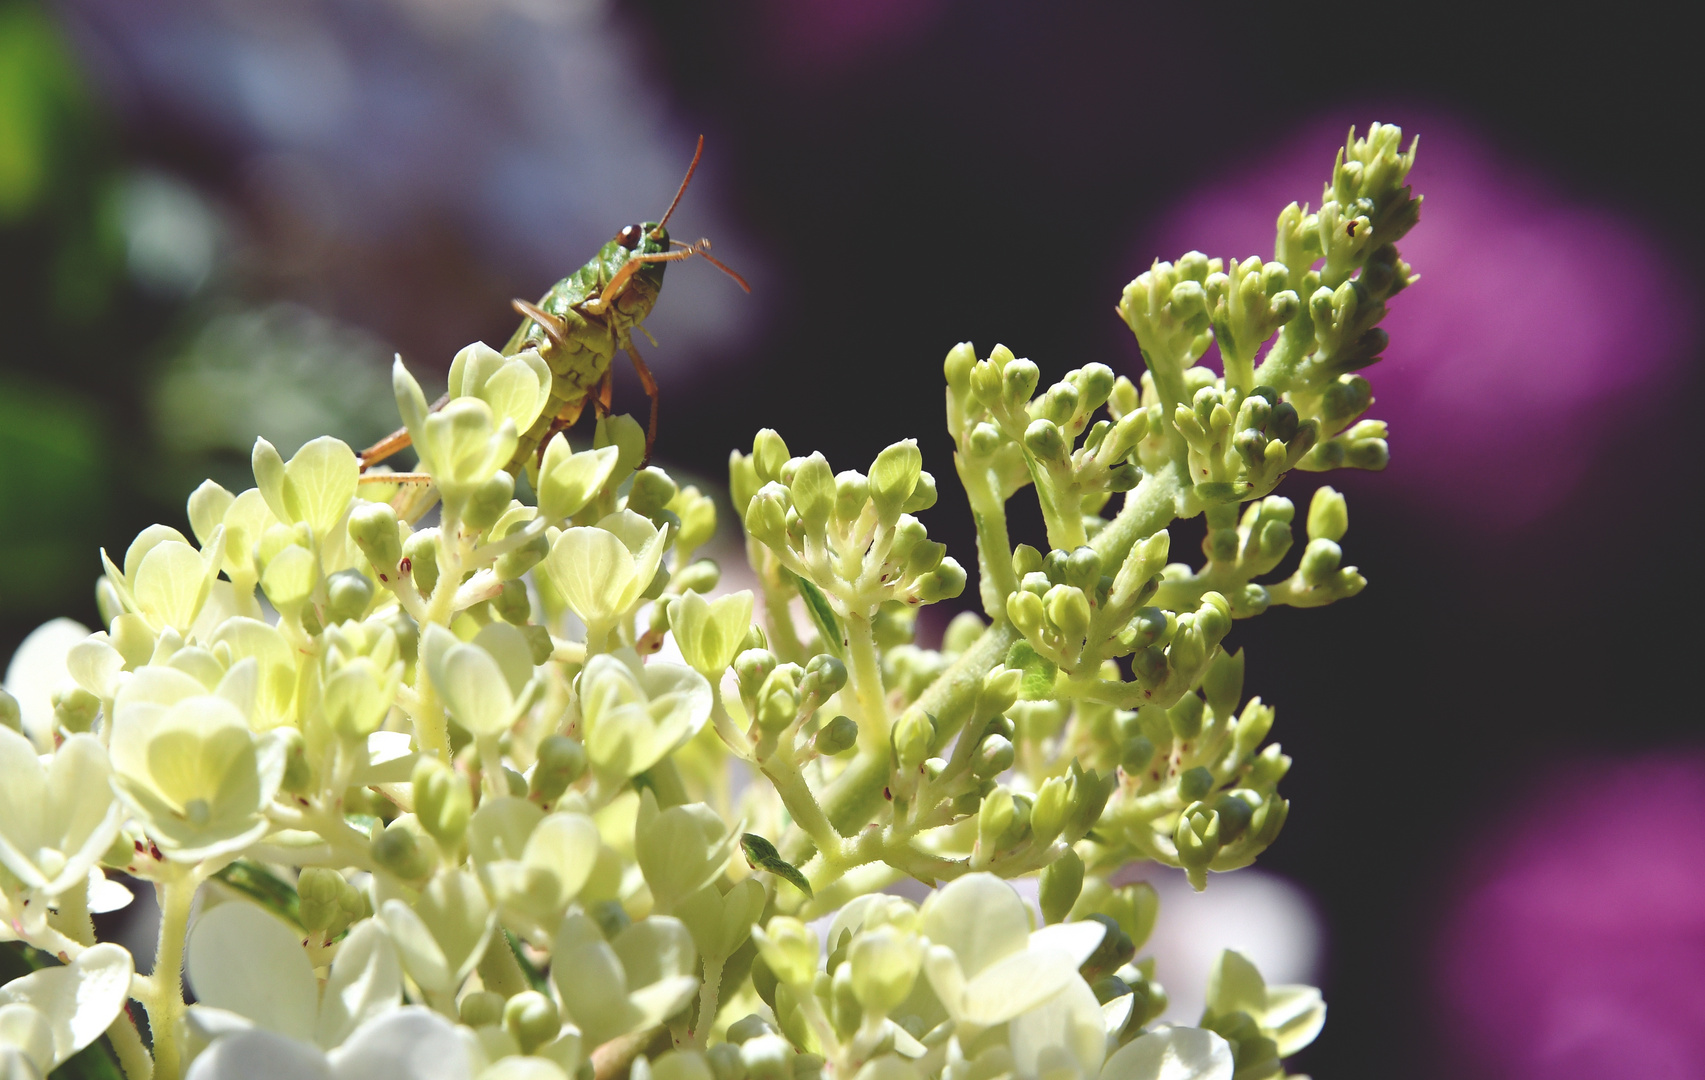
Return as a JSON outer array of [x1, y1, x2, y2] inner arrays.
[[504, 990, 560, 1055], [977, 786, 1017, 854], [492, 578, 531, 625], [372, 820, 432, 881], [403, 529, 440, 595], [943, 341, 976, 394], [968, 422, 1003, 457], [752, 918, 818, 988], [902, 471, 937, 515], [0, 689, 20, 733], [627, 467, 679, 519], [1001, 357, 1040, 409], [1064, 547, 1102, 590], [274, 727, 312, 795], [325, 569, 375, 625], [531, 735, 587, 802], [913, 559, 966, 604], [1012, 544, 1043, 577], [1299, 538, 1343, 586], [753, 429, 790, 484], [744, 485, 790, 549], [727, 1015, 776, 1046], [413, 755, 472, 849], [735, 649, 777, 701], [298, 867, 349, 935], [1023, 419, 1067, 460], [460, 471, 513, 533], [870, 440, 923, 522], [1232, 699, 1275, 763], [848, 926, 923, 1017], [977, 665, 1021, 718], [790, 453, 835, 530], [1175, 803, 1221, 874], [740, 1036, 793, 1080], [1064, 761, 1113, 842], [802, 654, 847, 699], [814, 715, 858, 757], [1077, 913, 1135, 985], [1044, 585, 1091, 643], [892, 710, 933, 772], [1178, 766, 1214, 802], [349, 502, 403, 577], [1169, 694, 1205, 740], [671, 558, 719, 596], [1030, 775, 1070, 846], [51, 686, 100, 734], [1039, 847, 1084, 925], [1306, 485, 1349, 542], [459, 991, 506, 1029], [1248, 743, 1291, 788], [833, 471, 870, 524], [1120, 735, 1155, 774], [973, 734, 1014, 780], [757, 665, 803, 731]]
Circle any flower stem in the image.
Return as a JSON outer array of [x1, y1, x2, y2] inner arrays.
[[140, 873, 196, 1080]]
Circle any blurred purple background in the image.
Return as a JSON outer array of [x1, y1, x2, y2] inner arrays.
[[3, 1, 1702, 1076]]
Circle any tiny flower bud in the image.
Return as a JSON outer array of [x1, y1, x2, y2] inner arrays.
[[789, 453, 835, 530], [1039, 847, 1084, 925], [530, 735, 587, 802], [972, 734, 1014, 780], [1178, 766, 1213, 803], [751, 918, 819, 988], [833, 471, 869, 524], [325, 568, 375, 625], [1001, 357, 1040, 409], [403, 529, 439, 595], [459, 991, 505, 1028], [1012, 544, 1043, 577], [1306, 485, 1349, 542], [735, 649, 778, 700], [675, 558, 721, 595], [348, 502, 403, 576], [504, 990, 559, 1055], [1044, 585, 1091, 643], [752, 429, 791, 484], [869, 440, 923, 523], [802, 654, 848, 699], [628, 467, 679, 518], [814, 715, 858, 757], [372, 821, 432, 881], [1023, 419, 1067, 460], [892, 710, 933, 771], [0, 689, 20, 733], [413, 755, 471, 849]]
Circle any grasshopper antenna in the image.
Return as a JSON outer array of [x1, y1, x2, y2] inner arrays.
[[672, 238, 751, 292], [652, 134, 705, 238]]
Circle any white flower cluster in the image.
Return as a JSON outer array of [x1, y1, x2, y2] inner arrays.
[[1, 124, 1421, 1080]]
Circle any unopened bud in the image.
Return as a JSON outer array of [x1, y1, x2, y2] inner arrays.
[[530, 735, 586, 802], [349, 502, 403, 576], [466, 471, 516, 532], [753, 430, 790, 484], [504, 990, 559, 1055], [1039, 847, 1084, 924], [814, 715, 858, 757], [973, 734, 1014, 780], [372, 821, 432, 880], [413, 755, 471, 849], [1306, 486, 1349, 542], [802, 654, 848, 699]]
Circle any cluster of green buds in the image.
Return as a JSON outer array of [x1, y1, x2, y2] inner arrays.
[[2, 123, 1420, 1080]]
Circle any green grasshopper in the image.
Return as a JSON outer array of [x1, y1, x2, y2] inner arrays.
[[359, 136, 748, 479]]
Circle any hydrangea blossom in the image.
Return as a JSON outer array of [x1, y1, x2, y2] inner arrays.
[[0, 125, 1425, 1080]]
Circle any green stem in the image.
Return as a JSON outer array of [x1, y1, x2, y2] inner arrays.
[[955, 453, 1019, 622], [842, 614, 889, 754], [693, 953, 726, 1049], [141, 874, 195, 1080], [108, 1009, 154, 1080], [763, 753, 841, 859]]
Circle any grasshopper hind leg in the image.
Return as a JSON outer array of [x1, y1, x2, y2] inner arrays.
[[625, 344, 659, 466]]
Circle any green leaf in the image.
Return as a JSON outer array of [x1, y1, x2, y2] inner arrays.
[[741, 832, 813, 898], [792, 573, 845, 660], [214, 859, 303, 931], [1005, 640, 1057, 700]]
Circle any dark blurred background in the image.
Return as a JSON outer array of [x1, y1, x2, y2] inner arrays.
[[3, 1, 1701, 1076]]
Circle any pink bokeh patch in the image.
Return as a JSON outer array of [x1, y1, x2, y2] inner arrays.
[[1434, 753, 1705, 1078], [1143, 113, 1695, 528]]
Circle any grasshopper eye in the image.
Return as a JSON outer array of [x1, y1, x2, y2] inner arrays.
[[617, 224, 644, 249]]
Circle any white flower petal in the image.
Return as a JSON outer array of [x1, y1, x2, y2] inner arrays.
[[188, 902, 319, 1043], [1008, 975, 1105, 1080], [327, 1006, 470, 1080], [1099, 1027, 1233, 1080], [186, 1027, 331, 1080], [314, 919, 403, 1050], [921, 873, 1033, 978], [0, 943, 134, 1069], [3, 619, 91, 749]]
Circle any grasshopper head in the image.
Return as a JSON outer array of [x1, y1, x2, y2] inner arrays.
[[618, 222, 670, 256]]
